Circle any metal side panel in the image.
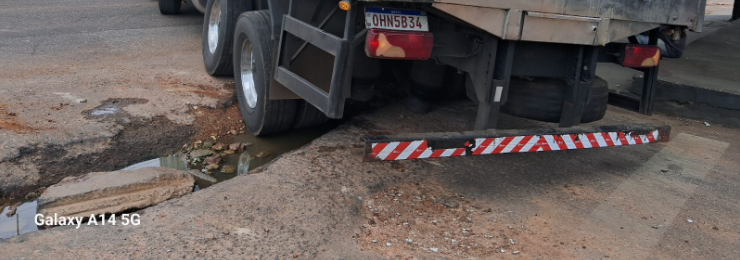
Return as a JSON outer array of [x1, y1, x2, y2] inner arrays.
[[520, 12, 599, 45], [364, 0, 704, 30], [431, 3, 507, 37], [433, 3, 661, 46]]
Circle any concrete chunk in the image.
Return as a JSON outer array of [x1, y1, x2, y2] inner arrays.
[[38, 167, 194, 218]]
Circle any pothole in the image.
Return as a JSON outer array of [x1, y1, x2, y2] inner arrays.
[[0, 121, 338, 240]]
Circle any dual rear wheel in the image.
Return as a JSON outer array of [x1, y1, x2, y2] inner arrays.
[[230, 10, 327, 136]]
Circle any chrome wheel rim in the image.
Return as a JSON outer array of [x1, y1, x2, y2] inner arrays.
[[207, 0, 221, 54], [240, 39, 258, 109]]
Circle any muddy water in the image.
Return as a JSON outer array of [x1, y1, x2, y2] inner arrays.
[[0, 123, 337, 240], [125, 122, 337, 189]]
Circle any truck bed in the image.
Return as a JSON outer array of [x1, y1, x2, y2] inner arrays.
[[361, 0, 706, 45]]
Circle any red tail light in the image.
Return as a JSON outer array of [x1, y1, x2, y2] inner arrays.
[[365, 29, 433, 60], [622, 45, 661, 68]]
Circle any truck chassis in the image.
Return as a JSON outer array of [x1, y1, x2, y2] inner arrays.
[[171, 0, 708, 160]]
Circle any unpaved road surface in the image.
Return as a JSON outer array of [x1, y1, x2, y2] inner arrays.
[[1, 101, 738, 259], [0, 0, 235, 199]]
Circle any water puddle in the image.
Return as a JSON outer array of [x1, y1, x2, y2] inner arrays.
[[84, 98, 148, 119], [124, 122, 336, 189], [0, 199, 38, 239], [0, 122, 337, 240], [89, 106, 120, 116]]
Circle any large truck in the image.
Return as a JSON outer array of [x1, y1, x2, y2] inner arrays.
[[158, 0, 704, 160]]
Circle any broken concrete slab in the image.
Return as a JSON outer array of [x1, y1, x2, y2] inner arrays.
[[37, 167, 194, 218]]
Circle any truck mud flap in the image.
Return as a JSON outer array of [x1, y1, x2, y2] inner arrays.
[[363, 124, 670, 161]]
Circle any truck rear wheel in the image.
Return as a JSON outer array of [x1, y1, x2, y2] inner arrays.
[[158, 0, 182, 15], [501, 77, 608, 123], [202, 0, 251, 76], [234, 11, 296, 136]]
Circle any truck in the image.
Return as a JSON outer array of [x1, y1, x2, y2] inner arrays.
[[157, 0, 706, 160]]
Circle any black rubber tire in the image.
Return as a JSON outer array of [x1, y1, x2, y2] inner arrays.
[[234, 11, 297, 136], [293, 101, 329, 129], [501, 76, 608, 123], [159, 0, 182, 14], [202, 0, 251, 76]]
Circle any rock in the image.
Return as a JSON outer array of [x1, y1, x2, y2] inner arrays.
[[256, 151, 270, 158], [430, 248, 439, 252], [206, 164, 220, 171], [212, 143, 226, 151], [190, 149, 214, 158], [204, 156, 222, 165], [229, 129, 238, 135], [371, 239, 378, 243], [37, 168, 194, 219], [202, 141, 214, 149], [439, 197, 459, 208], [193, 140, 203, 148], [229, 143, 241, 151], [25, 192, 38, 200], [513, 251, 520, 255], [76, 98, 87, 104], [222, 150, 235, 155], [221, 165, 236, 174], [385, 242, 392, 247], [241, 142, 253, 148]]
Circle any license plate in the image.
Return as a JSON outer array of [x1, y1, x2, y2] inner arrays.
[[365, 7, 428, 32]]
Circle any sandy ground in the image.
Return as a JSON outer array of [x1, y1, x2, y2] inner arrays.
[[1, 101, 737, 259], [0, 0, 237, 198]]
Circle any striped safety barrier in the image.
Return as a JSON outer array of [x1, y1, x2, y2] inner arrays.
[[364, 124, 671, 161]]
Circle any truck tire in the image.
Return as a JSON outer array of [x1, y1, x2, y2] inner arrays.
[[501, 77, 608, 123], [159, 0, 182, 15], [233, 11, 296, 136], [202, 0, 251, 76], [293, 101, 329, 129]]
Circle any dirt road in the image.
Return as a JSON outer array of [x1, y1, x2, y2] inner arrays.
[[0, 0, 236, 199], [1, 0, 738, 259], [1, 101, 737, 259]]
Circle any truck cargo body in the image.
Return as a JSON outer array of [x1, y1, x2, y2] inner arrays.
[[174, 0, 703, 148]]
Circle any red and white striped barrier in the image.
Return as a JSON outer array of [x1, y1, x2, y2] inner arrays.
[[365, 125, 670, 161]]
